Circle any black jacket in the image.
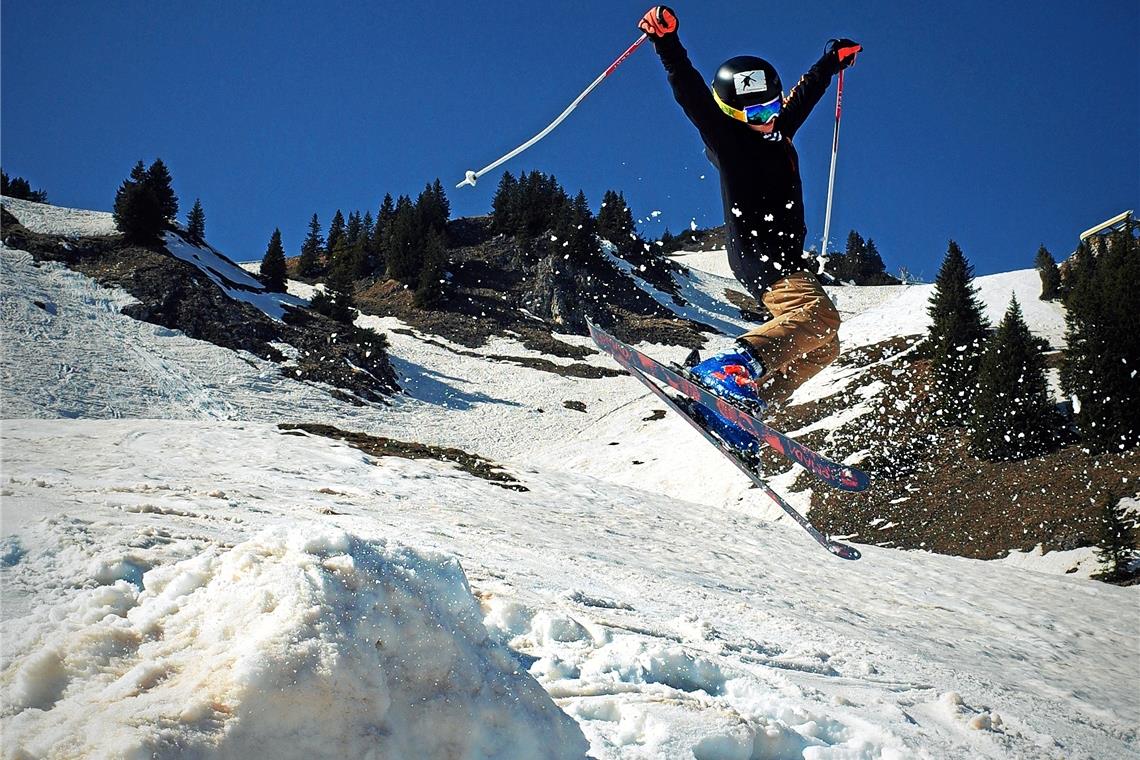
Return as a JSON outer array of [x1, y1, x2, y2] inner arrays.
[[654, 34, 839, 296]]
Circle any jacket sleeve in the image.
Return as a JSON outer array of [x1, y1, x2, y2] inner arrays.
[[778, 53, 839, 139], [652, 34, 724, 145]]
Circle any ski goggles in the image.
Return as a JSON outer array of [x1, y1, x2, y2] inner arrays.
[[712, 89, 782, 125]]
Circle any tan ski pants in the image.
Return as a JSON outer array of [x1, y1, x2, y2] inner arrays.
[[738, 271, 841, 403]]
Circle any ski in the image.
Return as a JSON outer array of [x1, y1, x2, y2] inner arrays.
[[608, 342, 861, 560], [588, 321, 870, 493]]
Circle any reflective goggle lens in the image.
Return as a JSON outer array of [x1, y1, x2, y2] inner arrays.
[[744, 97, 781, 125]]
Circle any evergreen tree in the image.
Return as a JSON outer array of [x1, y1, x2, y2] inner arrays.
[[361, 211, 375, 248], [969, 296, 1056, 460], [186, 199, 206, 243], [297, 214, 324, 278], [309, 264, 355, 324], [146, 158, 179, 222], [414, 230, 449, 308], [260, 228, 288, 292], [563, 190, 598, 261], [415, 180, 450, 235], [373, 194, 396, 276], [346, 211, 363, 247], [491, 171, 520, 235], [924, 240, 991, 425], [829, 231, 892, 284], [386, 195, 420, 284], [113, 164, 164, 244], [862, 239, 889, 283], [1060, 227, 1140, 451], [1035, 245, 1061, 301], [326, 210, 346, 254], [1, 170, 48, 202], [129, 160, 149, 184], [597, 189, 637, 252], [1092, 492, 1138, 582]]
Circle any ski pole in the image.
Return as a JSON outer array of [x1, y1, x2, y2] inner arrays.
[[456, 34, 649, 189], [820, 68, 845, 259]]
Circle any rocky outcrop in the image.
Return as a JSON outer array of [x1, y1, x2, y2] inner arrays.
[[1, 205, 398, 403]]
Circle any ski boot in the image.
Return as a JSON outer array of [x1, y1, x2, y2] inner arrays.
[[684, 342, 768, 453]]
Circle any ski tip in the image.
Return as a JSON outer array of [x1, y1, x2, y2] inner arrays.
[[833, 467, 872, 493], [828, 542, 862, 561]]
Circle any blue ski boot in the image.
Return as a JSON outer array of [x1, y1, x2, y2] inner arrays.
[[687, 342, 768, 453]]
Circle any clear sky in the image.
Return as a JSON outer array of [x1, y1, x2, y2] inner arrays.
[[3, 1, 1137, 278]]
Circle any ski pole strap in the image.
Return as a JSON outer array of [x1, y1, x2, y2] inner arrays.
[[456, 34, 649, 188]]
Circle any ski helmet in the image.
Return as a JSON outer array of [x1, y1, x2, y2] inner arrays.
[[711, 56, 783, 126]]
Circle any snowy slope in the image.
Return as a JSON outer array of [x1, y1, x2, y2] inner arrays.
[[3, 201, 1137, 759], [2, 419, 1137, 759]]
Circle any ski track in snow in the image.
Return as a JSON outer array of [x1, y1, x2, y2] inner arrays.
[[2, 201, 1137, 759]]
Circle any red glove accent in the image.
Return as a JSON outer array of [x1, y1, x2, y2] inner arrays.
[[838, 44, 862, 66], [638, 6, 678, 38]]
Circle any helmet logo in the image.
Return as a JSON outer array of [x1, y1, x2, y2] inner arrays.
[[733, 70, 767, 95]]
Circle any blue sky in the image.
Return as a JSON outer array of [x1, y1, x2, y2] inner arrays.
[[3, 1, 1137, 278]]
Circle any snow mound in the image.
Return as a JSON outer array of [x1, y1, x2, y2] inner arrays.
[[2, 527, 588, 759]]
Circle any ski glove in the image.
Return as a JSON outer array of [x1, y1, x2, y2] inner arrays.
[[638, 6, 678, 39], [825, 38, 862, 70]]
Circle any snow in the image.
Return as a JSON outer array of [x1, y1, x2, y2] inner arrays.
[[1, 196, 118, 237], [2, 201, 1138, 759], [2, 519, 586, 758], [163, 233, 308, 320]]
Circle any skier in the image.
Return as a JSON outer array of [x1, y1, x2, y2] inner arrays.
[[638, 6, 861, 452]]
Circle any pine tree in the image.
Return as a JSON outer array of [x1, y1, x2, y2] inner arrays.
[[924, 240, 991, 425], [343, 211, 360, 247], [969, 295, 1056, 460], [326, 210, 346, 254], [1092, 492, 1138, 582], [415, 180, 450, 235], [414, 230, 449, 308], [1, 170, 48, 202], [310, 267, 355, 324], [113, 164, 164, 245], [186, 199, 206, 243], [386, 196, 420, 284], [297, 214, 324, 278], [146, 158, 179, 222], [361, 211, 374, 247], [1035, 245, 1061, 301], [129, 160, 149, 184], [1060, 227, 1140, 451], [564, 190, 598, 261], [259, 229, 288, 292], [597, 189, 636, 252], [372, 194, 396, 276], [861, 239, 889, 283], [491, 171, 520, 235]]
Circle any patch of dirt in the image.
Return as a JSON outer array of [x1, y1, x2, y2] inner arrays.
[[281, 423, 528, 491], [768, 336, 1140, 560]]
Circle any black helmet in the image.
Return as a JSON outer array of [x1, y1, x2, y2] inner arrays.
[[712, 56, 783, 125]]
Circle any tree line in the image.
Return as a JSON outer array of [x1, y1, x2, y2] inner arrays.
[[1, 170, 48, 203], [924, 229, 1138, 578]]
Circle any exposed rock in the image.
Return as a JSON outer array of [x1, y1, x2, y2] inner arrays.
[[1, 205, 398, 402]]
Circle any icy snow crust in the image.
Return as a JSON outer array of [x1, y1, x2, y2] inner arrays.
[[2, 202, 1138, 759]]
